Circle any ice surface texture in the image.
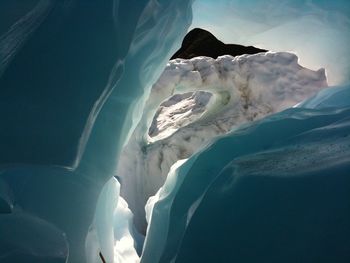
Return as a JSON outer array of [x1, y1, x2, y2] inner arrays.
[[118, 52, 327, 231], [142, 85, 350, 263], [0, 1, 349, 263], [0, 0, 193, 262]]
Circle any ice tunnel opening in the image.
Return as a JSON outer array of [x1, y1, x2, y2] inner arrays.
[[189, 0, 350, 86], [115, 3, 350, 241], [0, 0, 349, 262], [114, 2, 350, 246], [117, 30, 329, 246], [92, 2, 350, 262]]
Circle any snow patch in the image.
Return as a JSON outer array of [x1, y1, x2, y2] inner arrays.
[[117, 52, 328, 232], [148, 91, 213, 141]]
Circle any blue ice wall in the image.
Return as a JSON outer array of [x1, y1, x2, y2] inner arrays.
[[0, 0, 122, 166], [1, 0, 350, 262], [0, 1, 193, 262], [0, 0, 193, 173], [142, 85, 350, 263]]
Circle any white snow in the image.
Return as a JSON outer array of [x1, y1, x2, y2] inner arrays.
[[117, 52, 328, 232], [148, 91, 213, 141]]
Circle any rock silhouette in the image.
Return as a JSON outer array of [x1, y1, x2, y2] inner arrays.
[[171, 28, 267, 59]]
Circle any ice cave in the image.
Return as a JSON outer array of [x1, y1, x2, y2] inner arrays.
[[0, 1, 349, 262]]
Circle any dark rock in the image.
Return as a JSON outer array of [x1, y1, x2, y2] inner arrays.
[[171, 28, 267, 60]]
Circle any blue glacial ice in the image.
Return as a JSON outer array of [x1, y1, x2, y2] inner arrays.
[[142, 84, 350, 263], [0, 0, 193, 262], [0, 0, 350, 263]]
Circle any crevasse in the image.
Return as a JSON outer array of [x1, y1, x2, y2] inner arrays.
[[0, 1, 349, 263]]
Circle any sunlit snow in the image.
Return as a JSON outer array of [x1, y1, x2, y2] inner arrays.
[[118, 52, 327, 231]]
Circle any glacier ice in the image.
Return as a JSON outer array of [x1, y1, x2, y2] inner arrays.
[[0, 212, 68, 263], [0, 0, 193, 262], [141, 84, 350, 263], [86, 177, 139, 263], [118, 51, 327, 231], [0, 0, 349, 263]]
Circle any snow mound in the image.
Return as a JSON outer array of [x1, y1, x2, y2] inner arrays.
[[148, 91, 213, 141], [117, 52, 328, 232]]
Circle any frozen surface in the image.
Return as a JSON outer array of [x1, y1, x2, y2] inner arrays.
[[0, 1, 349, 263], [86, 177, 139, 263], [141, 84, 350, 263], [148, 91, 213, 141], [0, 212, 68, 263], [118, 52, 327, 231], [0, 0, 192, 262]]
